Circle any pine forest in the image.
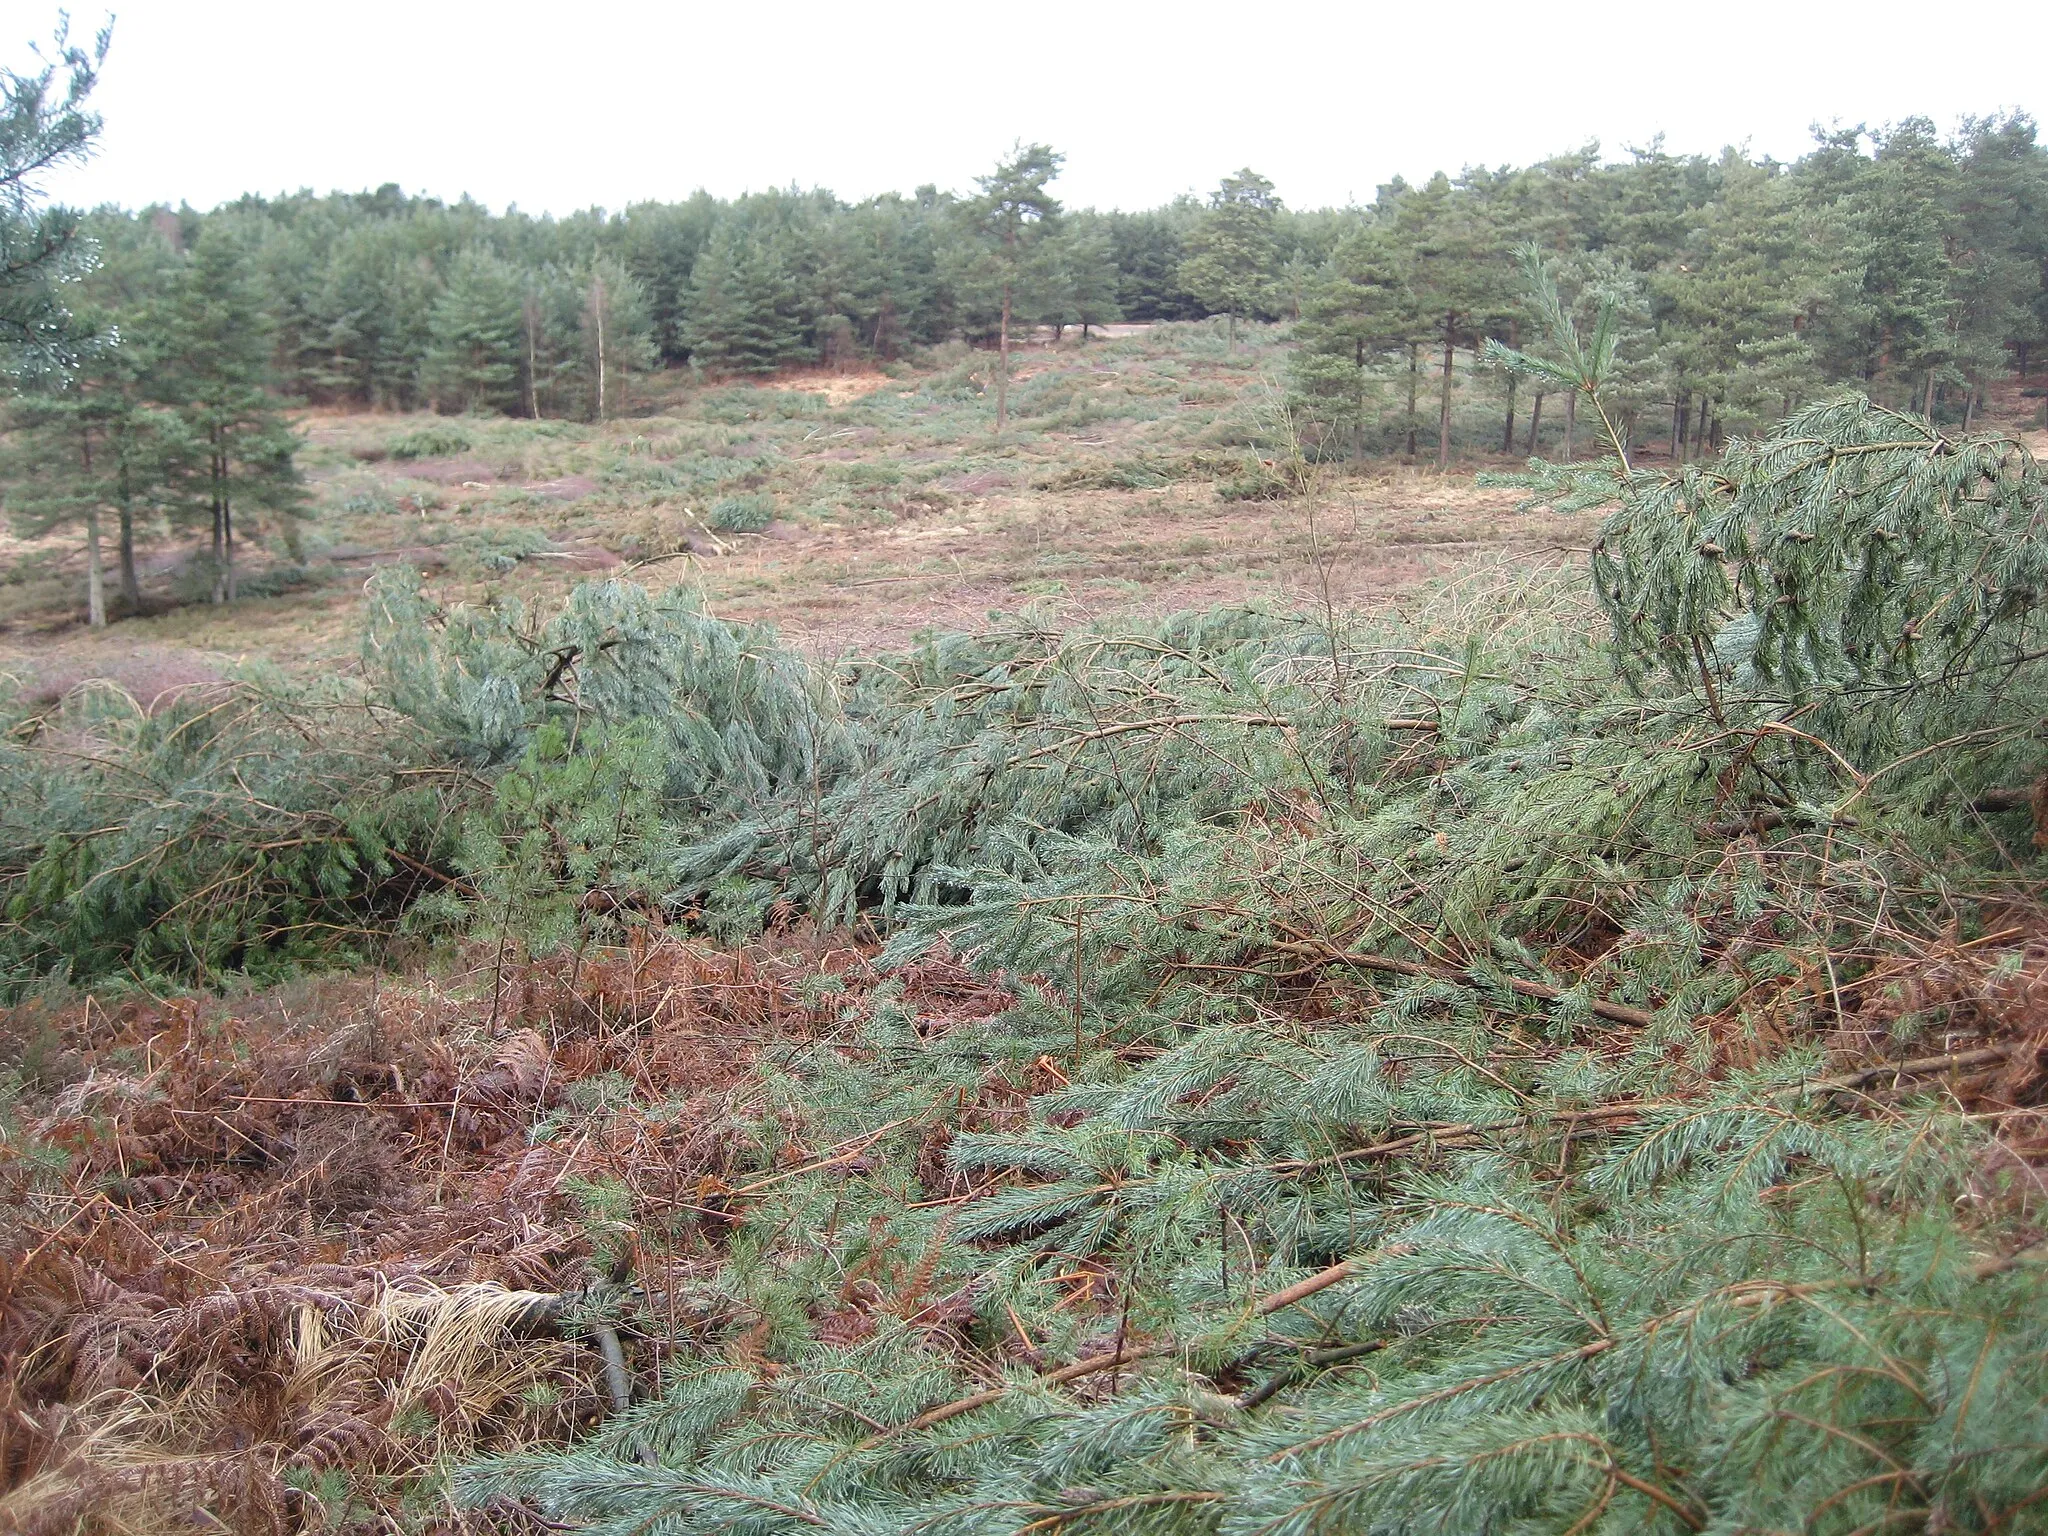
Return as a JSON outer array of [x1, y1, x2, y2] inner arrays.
[[4, 14, 2048, 1536]]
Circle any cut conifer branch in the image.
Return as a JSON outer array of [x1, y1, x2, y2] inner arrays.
[[1271, 936, 1660, 1028]]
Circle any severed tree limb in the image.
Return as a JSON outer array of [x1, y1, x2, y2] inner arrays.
[[857, 1254, 1395, 1448], [1272, 936, 1659, 1028], [1706, 807, 1858, 837], [1269, 1103, 1650, 1177], [1268, 1042, 2025, 1178], [1971, 787, 2033, 812], [1235, 1338, 1389, 1412], [1796, 1043, 2019, 1098]]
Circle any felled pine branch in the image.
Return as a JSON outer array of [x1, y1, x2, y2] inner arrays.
[[1270, 935, 1659, 1028], [857, 1254, 1394, 1448], [1269, 1042, 2025, 1177]]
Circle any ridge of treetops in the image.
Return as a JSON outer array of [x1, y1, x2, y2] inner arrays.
[[49, 113, 2048, 430]]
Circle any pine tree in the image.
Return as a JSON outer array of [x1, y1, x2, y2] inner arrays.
[[578, 256, 651, 422], [0, 14, 107, 380], [0, 332, 179, 626], [618, 192, 720, 368], [1037, 216, 1123, 339], [1949, 113, 2048, 416], [965, 143, 1062, 432], [423, 246, 525, 413], [683, 225, 808, 376], [1290, 227, 1416, 453], [310, 221, 438, 409], [1653, 157, 1848, 440], [1397, 173, 1502, 469], [23, 206, 185, 611], [1179, 168, 1283, 344], [1103, 201, 1204, 321], [156, 229, 304, 603]]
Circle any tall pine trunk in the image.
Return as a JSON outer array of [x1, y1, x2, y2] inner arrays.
[[116, 453, 140, 612], [1500, 321, 1518, 454], [84, 504, 105, 629], [1405, 342, 1419, 459], [209, 436, 225, 605], [591, 272, 608, 423], [1563, 391, 1577, 463], [209, 429, 235, 605], [78, 433, 105, 628], [524, 295, 541, 419], [117, 504, 139, 612], [1670, 394, 1684, 462], [996, 280, 1012, 433], [1435, 318, 1455, 471], [1525, 392, 1544, 455], [1352, 338, 1366, 459], [1695, 394, 1709, 459]]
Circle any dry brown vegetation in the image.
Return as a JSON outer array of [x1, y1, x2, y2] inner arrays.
[[0, 932, 999, 1531]]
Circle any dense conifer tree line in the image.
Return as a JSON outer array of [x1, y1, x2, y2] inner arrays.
[[23, 113, 2041, 438]]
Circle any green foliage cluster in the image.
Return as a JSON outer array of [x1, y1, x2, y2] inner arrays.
[[388, 422, 473, 460], [706, 491, 775, 533], [0, 15, 106, 382], [434, 400, 2046, 1533], [1290, 117, 2048, 464], [0, 675, 458, 987]]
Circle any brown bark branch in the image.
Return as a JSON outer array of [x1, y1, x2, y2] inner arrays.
[[1272, 936, 1658, 1028], [860, 1256, 1388, 1445]]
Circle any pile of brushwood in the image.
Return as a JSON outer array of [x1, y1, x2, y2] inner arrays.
[[4, 391, 2048, 1532]]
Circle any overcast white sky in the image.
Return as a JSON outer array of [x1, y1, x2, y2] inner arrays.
[[28, 0, 2048, 216]]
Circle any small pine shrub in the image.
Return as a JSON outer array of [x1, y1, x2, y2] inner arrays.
[[1217, 465, 1286, 501], [447, 525, 552, 574], [706, 492, 775, 533], [389, 423, 474, 460], [340, 489, 399, 516]]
